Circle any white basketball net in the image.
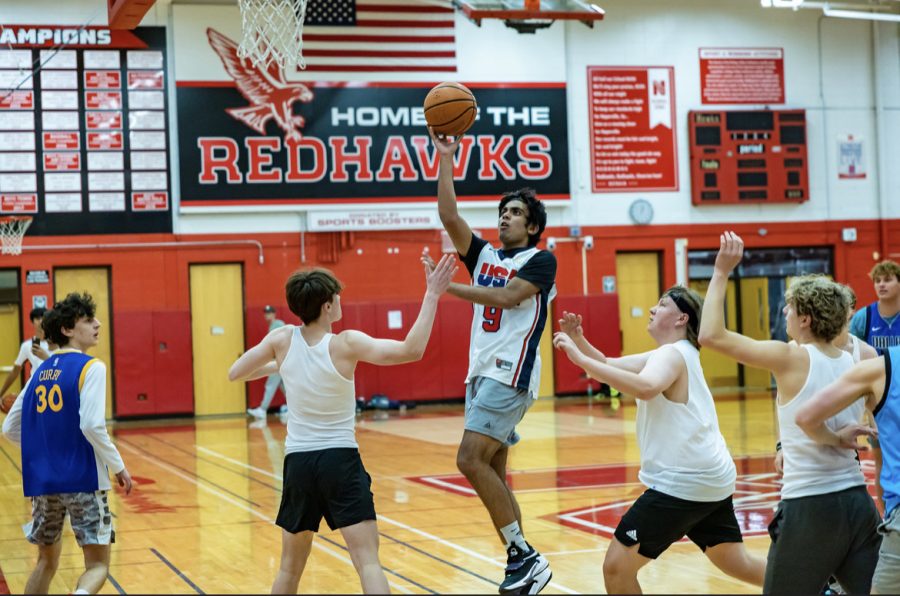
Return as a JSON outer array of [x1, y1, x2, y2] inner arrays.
[[0, 217, 32, 256], [236, 0, 309, 72]]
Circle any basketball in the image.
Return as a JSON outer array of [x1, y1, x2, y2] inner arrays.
[[423, 82, 477, 137], [0, 393, 15, 414]]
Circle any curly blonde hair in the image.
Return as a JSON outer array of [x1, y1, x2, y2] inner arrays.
[[837, 282, 857, 312], [784, 276, 849, 342]]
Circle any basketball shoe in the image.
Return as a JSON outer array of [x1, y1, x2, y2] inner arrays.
[[499, 543, 551, 594]]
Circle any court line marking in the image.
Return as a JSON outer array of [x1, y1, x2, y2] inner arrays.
[[196, 444, 500, 590], [0, 558, 9, 596], [118, 441, 418, 594], [0, 443, 21, 474], [107, 573, 127, 595], [415, 475, 648, 496], [379, 532, 500, 588], [415, 476, 476, 496], [120, 439, 263, 507], [197, 444, 578, 593], [151, 548, 204, 594], [196, 445, 282, 480], [378, 514, 580, 595], [146, 436, 281, 490]]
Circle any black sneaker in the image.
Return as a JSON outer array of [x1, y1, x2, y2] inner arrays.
[[822, 576, 844, 595], [499, 543, 551, 595]]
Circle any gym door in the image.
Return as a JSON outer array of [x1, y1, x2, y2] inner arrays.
[[190, 264, 246, 416], [615, 253, 661, 357]]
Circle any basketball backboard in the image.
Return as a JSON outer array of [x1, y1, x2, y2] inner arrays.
[[453, 0, 604, 33]]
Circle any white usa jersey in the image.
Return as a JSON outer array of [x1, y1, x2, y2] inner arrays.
[[465, 239, 557, 398]]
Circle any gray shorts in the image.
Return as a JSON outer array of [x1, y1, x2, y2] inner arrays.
[[25, 491, 115, 547], [874, 505, 900, 593], [464, 376, 533, 446], [764, 485, 881, 595]]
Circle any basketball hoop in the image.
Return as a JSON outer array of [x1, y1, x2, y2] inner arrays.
[[236, 0, 309, 72], [0, 216, 32, 256]]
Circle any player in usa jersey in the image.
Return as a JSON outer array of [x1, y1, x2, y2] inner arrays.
[[2, 293, 132, 595], [429, 127, 557, 595]]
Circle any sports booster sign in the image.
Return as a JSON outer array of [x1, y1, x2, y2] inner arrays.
[[178, 84, 569, 206]]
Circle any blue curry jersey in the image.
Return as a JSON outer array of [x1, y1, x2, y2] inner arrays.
[[865, 303, 900, 355], [20, 351, 101, 496]]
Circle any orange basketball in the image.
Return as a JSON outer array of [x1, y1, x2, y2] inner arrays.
[[0, 393, 15, 414], [424, 82, 477, 137]]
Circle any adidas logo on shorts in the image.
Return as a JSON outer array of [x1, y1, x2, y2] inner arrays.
[[626, 529, 637, 541]]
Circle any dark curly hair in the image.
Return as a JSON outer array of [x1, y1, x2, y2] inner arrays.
[[42, 292, 96, 347]]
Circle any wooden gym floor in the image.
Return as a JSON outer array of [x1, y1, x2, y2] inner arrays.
[[0, 392, 878, 594]]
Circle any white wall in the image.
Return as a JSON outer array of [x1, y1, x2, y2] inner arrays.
[[2, 0, 897, 233], [562, 0, 894, 228]]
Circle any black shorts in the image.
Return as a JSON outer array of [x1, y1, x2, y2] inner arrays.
[[614, 489, 743, 559], [276, 448, 376, 533]]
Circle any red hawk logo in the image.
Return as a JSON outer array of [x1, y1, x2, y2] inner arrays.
[[206, 28, 313, 139]]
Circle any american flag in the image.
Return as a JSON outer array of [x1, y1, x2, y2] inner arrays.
[[302, 0, 457, 72]]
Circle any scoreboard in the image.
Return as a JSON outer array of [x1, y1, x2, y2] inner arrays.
[[688, 109, 808, 205]]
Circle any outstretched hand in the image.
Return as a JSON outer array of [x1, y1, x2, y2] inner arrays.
[[834, 423, 877, 450], [428, 126, 462, 158], [558, 311, 584, 339], [424, 253, 457, 296], [421, 248, 436, 274], [553, 332, 583, 364], [714, 231, 744, 275]]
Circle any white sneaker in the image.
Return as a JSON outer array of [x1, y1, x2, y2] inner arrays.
[[279, 405, 289, 414], [247, 407, 266, 418], [249, 419, 267, 429]]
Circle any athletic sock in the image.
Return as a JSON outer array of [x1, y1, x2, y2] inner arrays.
[[500, 521, 529, 552]]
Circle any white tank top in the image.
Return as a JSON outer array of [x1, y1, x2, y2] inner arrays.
[[281, 328, 358, 453], [849, 335, 862, 363], [636, 340, 737, 502], [778, 344, 866, 499]]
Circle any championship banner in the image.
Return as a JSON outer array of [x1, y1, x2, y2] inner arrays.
[[176, 31, 569, 209], [0, 26, 172, 236]]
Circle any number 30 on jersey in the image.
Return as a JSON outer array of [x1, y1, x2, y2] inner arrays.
[[35, 384, 63, 413]]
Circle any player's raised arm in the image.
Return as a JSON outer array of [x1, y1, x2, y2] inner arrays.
[[698, 231, 794, 374], [429, 127, 472, 257], [341, 254, 457, 366]]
